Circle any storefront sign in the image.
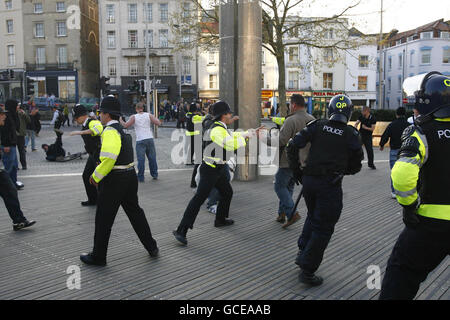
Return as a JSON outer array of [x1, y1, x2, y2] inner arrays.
[[261, 90, 273, 99]]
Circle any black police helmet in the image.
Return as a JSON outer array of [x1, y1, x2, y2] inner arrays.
[[212, 101, 232, 120], [73, 104, 88, 119], [415, 72, 450, 118], [189, 103, 198, 112], [99, 95, 122, 116], [328, 94, 353, 123]]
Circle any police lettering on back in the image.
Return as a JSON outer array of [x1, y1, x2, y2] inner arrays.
[[323, 125, 343, 136], [437, 129, 450, 139]]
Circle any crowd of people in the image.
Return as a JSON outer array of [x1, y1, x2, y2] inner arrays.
[[0, 71, 449, 301]]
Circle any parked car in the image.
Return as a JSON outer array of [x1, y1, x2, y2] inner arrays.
[[79, 97, 99, 112]]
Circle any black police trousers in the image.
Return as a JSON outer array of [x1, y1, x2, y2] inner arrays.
[[296, 175, 343, 274], [361, 134, 374, 167], [379, 216, 450, 300], [0, 169, 26, 224], [92, 169, 157, 259], [179, 163, 233, 229], [82, 155, 98, 204]]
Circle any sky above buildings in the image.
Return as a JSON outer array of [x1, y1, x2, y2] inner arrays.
[[202, 0, 449, 34]]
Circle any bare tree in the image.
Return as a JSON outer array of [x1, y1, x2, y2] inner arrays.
[[171, 0, 370, 116]]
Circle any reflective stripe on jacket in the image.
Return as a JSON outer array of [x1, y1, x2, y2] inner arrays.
[[92, 126, 121, 183]]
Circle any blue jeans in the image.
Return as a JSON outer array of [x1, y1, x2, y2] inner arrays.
[[1, 147, 18, 183], [274, 167, 296, 219], [136, 138, 158, 180], [207, 165, 231, 208], [25, 130, 36, 150], [389, 149, 399, 193]]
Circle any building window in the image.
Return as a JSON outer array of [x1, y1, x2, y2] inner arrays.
[[323, 73, 333, 89], [128, 30, 138, 48], [261, 50, 265, 65], [108, 57, 116, 76], [443, 48, 450, 64], [183, 2, 190, 18], [359, 55, 369, 68], [182, 29, 190, 44], [34, 3, 43, 13], [388, 78, 391, 91], [388, 56, 392, 70], [160, 3, 168, 22], [57, 46, 67, 66], [398, 54, 403, 68], [289, 47, 299, 63], [386, 99, 389, 109], [396, 39, 402, 46], [58, 76, 76, 102], [128, 4, 137, 23], [36, 47, 46, 65], [182, 56, 190, 75], [410, 51, 414, 66], [288, 71, 299, 89], [107, 31, 116, 48], [56, 21, 67, 37], [56, 2, 65, 12], [106, 4, 115, 23], [7, 45, 15, 66], [35, 23, 44, 38], [407, 35, 414, 42], [144, 30, 153, 48], [208, 51, 216, 65], [398, 77, 402, 90], [420, 32, 432, 39], [144, 3, 153, 22], [159, 29, 168, 48], [441, 31, 450, 39], [129, 58, 139, 76], [6, 19, 13, 33], [5, 1, 12, 10], [324, 29, 334, 39], [323, 48, 333, 63], [209, 74, 217, 89], [421, 49, 431, 64], [358, 76, 368, 90], [261, 73, 265, 89], [160, 57, 169, 74]]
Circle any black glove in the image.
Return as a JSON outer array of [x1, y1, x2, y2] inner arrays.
[[292, 167, 303, 185], [402, 202, 420, 228]]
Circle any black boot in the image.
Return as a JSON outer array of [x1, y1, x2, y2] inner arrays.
[[173, 226, 188, 245], [214, 218, 234, 228], [299, 270, 323, 286], [149, 247, 159, 258], [13, 220, 36, 231], [80, 252, 106, 266]]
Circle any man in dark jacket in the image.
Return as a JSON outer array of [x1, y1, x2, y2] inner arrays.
[[0, 100, 22, 189], [42, 130, 66, 161], [0, 106, 35, 230], [16, 104, 30, 170], [379, 107, 410, 198]]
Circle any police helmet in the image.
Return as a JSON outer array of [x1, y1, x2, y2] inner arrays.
[[402, 71, 450, 117], [212, 101, 232, 120], [328, 94, 353, 124], [73, 104, 88, 119]]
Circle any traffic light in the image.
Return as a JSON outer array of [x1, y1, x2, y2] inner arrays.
[[9, 69, 14, 79], [139, 79, 145, 95], [99, 76, 110, 95], [26, 77, 35, 96]]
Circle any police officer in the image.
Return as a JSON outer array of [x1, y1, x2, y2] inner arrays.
[[379, 72, 450, 299], [80, 96, 158, 266], [69, 104, 103, 206], [186, 103, 204, 188], [173, 101, 260, 245], [286, 94, 363, 286]]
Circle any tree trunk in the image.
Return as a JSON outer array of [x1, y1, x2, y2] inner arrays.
[[277, 53, 287, 117]]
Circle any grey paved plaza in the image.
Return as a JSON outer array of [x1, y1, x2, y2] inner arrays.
[[0, 125, 448, 300]]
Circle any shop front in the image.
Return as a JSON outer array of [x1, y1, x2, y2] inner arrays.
[[0, 70, 25, 104], [26, 70, 78, 103]]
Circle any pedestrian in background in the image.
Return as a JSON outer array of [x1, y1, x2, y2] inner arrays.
[[25, 106, 38, 152], [16, 104, 30, 170], [121, 102, 162, 182], [379, 107, 410, 199], [63, 104, 70, 127], [354, 106, 377, 169]]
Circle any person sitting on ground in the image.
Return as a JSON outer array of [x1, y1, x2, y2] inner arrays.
[[41, 130, 66, 161]]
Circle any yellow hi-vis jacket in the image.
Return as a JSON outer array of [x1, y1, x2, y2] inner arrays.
[[391, 119, 450, 221], [185, 113, 204, 136], [272, 117, 285, 126], [87, 119, 103, 136], [203, 121, 247, 168], [91, 123, 122, 183]]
